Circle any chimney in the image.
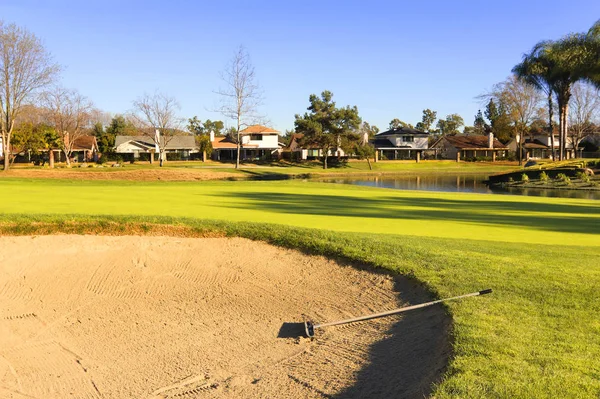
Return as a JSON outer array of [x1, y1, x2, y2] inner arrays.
[[210, 131, 215, 142], [488, 132, 494, 149], [154, 129, 160, 152]]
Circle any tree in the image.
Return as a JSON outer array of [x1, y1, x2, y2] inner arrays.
[[97, 115, 135, 155], [294, 90, 361, 169], [436, 114, 464, 135], [131, 91, 182, 167], [0, 21, 60, 170], [482, 75, 543, 163], [216, 46, 263, 168], [513, 20, 600, 160], [568, 82, 600, 156], [389, 118, 413, 130], [187, 116, 219, 161], [484, 99, 512, 142], [41, 87, 94, 167], [416, 109, 437, 132], [355, 121, 379, 169], [473, 110, 487, 135]]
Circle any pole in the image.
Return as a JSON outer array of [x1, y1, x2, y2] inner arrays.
[[305, 289, 492, 337]]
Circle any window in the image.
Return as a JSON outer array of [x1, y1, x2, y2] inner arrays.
[[403, 136, 414, 142], [250, 134, 263, 141]]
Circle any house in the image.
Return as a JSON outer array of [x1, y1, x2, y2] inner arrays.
[[284, 133, 346, 161], [372, 127, 429, 160], [115, 134, 198, 161], [210, 125, 281, 161], [70, 135, 99, 162], [431, 133, 508, 161], [506, 134, 578, 160]]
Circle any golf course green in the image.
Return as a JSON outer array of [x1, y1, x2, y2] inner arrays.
[[1, 177, 599, 398]]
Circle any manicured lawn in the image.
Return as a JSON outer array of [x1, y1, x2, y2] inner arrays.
[[1, 178, 599, 398]]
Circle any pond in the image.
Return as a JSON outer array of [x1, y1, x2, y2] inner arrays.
[[319, 175, 600, 200]]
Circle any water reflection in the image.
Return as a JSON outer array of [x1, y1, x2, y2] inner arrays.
[[319, 175, 600, 200]]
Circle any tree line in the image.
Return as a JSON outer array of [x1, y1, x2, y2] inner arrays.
[[1, 19, 599, 171]]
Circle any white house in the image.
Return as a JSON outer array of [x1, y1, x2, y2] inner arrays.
[[115, 133, 198, 161], [211, 125, 281, 161]]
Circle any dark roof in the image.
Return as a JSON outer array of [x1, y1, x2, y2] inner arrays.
[[376, 127, 428, 136], [440, 135, 507, 149]]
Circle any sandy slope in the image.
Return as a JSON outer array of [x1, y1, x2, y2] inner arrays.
[[0, 236, 449, 399]]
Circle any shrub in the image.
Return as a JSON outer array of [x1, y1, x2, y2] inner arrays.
[[166, 152, 182, 161], [576, 171, 591, 183], [539, 171, 549, 183], [556, 173, 571, 185], [521, 173, 530, 182]]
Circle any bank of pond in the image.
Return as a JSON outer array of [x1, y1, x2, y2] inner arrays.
[[319, 173, 600, 200]]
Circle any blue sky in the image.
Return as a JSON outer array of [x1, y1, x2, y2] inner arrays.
[[2, 0, 599, 133]]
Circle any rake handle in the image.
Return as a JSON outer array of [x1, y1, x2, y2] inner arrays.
[[314, 289, 492, 329]]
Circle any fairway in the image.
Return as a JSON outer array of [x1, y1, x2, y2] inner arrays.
[[1, 178, 599, 398], [2, 178, 599, 247]]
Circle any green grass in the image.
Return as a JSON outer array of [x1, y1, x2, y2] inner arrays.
[[1, 178, 599, 398]]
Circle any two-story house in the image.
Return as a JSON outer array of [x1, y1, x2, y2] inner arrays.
[[372, 127, 429, 160]]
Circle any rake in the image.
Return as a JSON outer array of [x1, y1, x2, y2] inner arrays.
[[304, 289, 492, 338]]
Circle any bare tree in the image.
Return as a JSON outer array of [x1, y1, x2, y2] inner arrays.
[[568, 82, 600, 157], [42, 87, 94, 167], [480, 75, 543, 164], [131, 91, 182, 166], [0, 21, 60, 170], [216, 46, 263, 168]]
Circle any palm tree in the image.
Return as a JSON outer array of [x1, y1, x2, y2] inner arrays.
[[512, 42, 559, 160], [513, 20, 600, 161]]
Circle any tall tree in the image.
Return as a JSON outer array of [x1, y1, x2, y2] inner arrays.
[[568, 82, 600, 156], [41, 87, 94, 167], [131, 91, 182, 167], [473, 110, 487, 135], [0, 21, 60, 170], [418, 109, 437, 132], [216, 46, 263, 169], [294, 90, 361, 169], [513, 20, 600, 160], [484, 99, 512, 142]]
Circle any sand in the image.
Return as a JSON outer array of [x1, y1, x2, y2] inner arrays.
[[0, 236, 450, 399]]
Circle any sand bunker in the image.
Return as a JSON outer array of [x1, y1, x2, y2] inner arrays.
[[0, 236, 450, 399]]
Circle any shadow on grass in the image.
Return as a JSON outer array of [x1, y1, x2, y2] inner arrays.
[[214, 192, 600, 235]]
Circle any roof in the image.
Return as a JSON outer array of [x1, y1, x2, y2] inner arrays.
[[115, 135, 196, 149], [240, 125, 279, 134], [438, 135, 507, 150], [212, 137, 238, 149], [71, 136, 98, 151], [376, 127, 428, 136], [371, 138, 395, 147], [211, 136, 259, 149]]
